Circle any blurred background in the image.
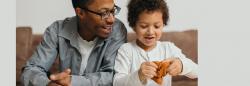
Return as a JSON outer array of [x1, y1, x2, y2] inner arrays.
[[16, 0, 199, 34], [16, 0, 198, 86]]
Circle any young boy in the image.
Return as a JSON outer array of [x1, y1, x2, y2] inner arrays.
[[113, 0, 197, 86]]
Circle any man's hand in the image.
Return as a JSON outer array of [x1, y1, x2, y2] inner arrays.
[[48, 69, 72, 86], [47, 81, 62, 86], [163, 58, 183, 76]]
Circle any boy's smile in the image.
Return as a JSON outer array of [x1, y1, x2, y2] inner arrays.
[[134, 10, 164, 51]]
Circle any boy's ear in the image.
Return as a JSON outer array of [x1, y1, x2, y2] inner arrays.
[[75, 7, 85, 19]]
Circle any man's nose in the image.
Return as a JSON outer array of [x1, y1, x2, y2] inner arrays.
[[105, 14, 115, 25]]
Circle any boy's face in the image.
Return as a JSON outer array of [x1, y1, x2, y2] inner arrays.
[[134, 10, 164, 50]]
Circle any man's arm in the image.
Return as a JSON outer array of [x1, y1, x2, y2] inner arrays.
[[21, 22, 59, 86]]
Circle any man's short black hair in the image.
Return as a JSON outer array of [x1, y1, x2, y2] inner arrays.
[[72, 0, 92, 8], [127, 0, 169, 27]]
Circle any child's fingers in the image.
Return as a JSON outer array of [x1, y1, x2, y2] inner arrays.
[[162, 59, 172, 63], [143, 70, 157, 78], [144, 61, 158, 68], [167, 62, 181, 76], [149, 62, 158, 68], [168, 63, 176, 71], [141, 64, 157, 74], [140, 65, 157, 78], [168, 68, 179, 76], [143, 66, 157, 72], [142, 62, 157, 71]]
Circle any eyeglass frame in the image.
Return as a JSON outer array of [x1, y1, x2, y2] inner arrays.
[[79, 5, 121, 20]]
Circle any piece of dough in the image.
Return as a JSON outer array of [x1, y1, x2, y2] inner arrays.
[[152, 61, 170, 85]]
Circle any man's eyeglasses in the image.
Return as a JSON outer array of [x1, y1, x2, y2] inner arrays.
[[80, 5, 121, 20]]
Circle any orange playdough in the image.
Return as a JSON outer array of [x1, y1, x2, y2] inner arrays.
[[152, 61, 170, 85]]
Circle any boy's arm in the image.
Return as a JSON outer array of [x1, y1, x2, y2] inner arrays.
[[168, 42, 198, 79], [113, 45, 145, 86]]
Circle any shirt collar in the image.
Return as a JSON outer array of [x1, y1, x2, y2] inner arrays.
[[58, 16, 108, 50]]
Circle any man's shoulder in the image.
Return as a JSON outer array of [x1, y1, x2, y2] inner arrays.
[[114, 18, 123, 25], [51, 16, 76, 29], [45, 16, 77, 34], [113, 18, 126, 31], [109, 18, 127, 40]]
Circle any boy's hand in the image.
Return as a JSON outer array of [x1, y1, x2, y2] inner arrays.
[[163, 58, 183, 76], [151, 61, 170, 85], [138, 62, 158, 83], [49, 69, 72, 86]]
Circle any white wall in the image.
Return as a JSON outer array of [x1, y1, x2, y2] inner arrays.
[[16, 0, 75, 34], [17, 0, 199, 34]]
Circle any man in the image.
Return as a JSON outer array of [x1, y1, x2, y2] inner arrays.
[[21, 0, 127, 85]]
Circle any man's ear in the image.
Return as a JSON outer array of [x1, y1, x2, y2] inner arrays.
[[75, 7, 85, 19], [132, 26, 136, 32]]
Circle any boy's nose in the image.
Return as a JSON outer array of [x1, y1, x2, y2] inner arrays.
[[147, 27, 154, 34]]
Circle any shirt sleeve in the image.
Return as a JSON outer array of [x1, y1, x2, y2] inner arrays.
[[113, 45, 145, 86], [168, 42, 198, 79], [21, 22, 59, 86]]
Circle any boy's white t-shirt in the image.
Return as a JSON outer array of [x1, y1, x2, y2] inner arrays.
[[113, 41, 197, 86]]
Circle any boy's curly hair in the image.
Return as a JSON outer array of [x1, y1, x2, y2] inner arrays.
[[127, 0, 169, 27]]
